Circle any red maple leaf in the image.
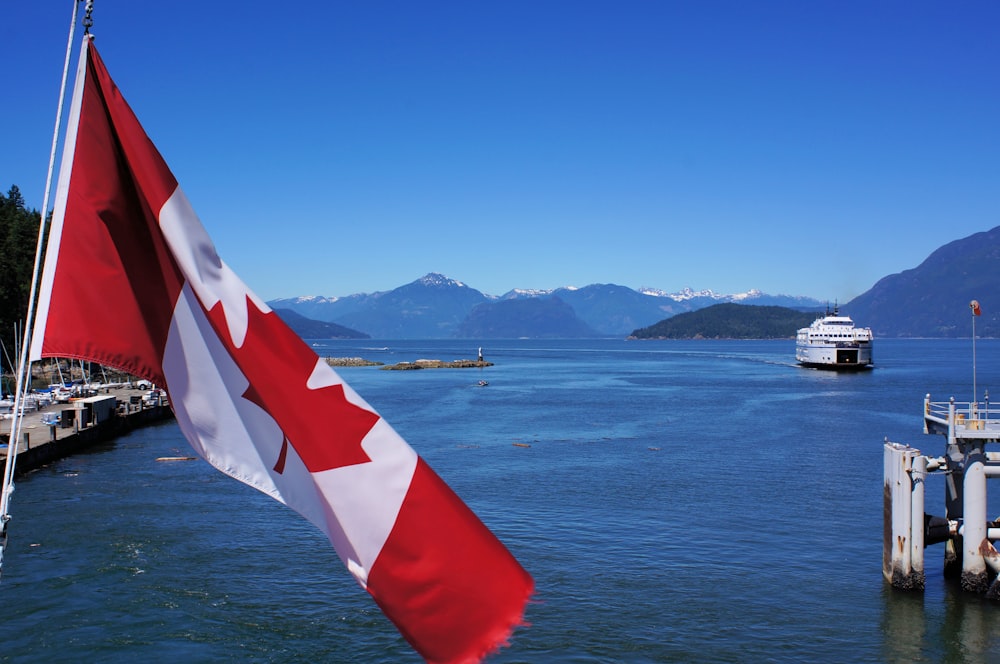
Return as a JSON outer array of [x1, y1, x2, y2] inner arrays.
[[205, 296, 379, 473]]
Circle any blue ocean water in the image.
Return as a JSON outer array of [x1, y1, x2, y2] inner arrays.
[[2, 338, 1000, 662]]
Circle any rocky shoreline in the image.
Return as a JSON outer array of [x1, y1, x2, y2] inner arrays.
[[380, 359, 494, 371], [324, 357, 385, 367], [324, 357, 493, 371]]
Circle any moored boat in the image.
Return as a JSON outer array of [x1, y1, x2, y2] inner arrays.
[[796, 308, 873, 370]]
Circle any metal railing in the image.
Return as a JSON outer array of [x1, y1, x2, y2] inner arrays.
[[924, 394, 1000, 436]]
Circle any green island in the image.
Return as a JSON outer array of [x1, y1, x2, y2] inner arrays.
[[629, 303, 817, 340]]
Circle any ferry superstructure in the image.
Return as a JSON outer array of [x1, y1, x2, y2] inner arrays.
[[795, 309, 873, 370]]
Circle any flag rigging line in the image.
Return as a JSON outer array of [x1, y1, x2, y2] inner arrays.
[[3, 7, 533, 663], [0, 0, 86, 577], [971, 299, 981, 409]]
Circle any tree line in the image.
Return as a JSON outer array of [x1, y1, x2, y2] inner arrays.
[[630, 303, 817, 339], [0, 185, 42, 370]]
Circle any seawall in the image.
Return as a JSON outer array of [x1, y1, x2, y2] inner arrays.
[[1, 390, 175, 477]]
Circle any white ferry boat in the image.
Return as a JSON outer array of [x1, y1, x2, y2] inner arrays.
[[795, 308, 873, 370]]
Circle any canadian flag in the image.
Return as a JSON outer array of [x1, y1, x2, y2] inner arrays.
[[30, 37, 532, 664]]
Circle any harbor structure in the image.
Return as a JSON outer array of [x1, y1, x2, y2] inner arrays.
[[0, 386, 173, 477], [884, 394, 1000, 596]]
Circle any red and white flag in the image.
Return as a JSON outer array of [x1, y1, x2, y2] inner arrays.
[[971, 300, 982, 316], [31, 38, 532, 664]]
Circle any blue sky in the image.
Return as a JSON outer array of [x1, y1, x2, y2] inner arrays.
[[4, 1, 999, 302]]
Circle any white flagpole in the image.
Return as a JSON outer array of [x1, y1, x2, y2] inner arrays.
[[0, 0, 85, 577], [971, 300, 979, 414]]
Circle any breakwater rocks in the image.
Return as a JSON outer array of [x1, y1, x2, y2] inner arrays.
[[324, 357, 494, 371], [324, 357, 385, 367], [381, 359, 494, 371]]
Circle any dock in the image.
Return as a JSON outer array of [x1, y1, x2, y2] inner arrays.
[[884, 394, 1000, 597], [0, 386, 174, 477]]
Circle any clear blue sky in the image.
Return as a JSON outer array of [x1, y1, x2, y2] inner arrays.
[[4, 1, 999, 302]]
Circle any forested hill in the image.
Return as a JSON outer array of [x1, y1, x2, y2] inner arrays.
[[0, 186, 42, 358], [273, 309, 369, 339], [629, 303, 817, 339]]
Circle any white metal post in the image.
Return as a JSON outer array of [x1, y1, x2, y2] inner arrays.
[[962, 444, 989, 592], [910, 453, 926, 588], [884, 442, 922, 589]]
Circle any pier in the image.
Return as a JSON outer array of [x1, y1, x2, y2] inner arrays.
[[0, 386, 174, 477], [884, 394, 1000, 597]]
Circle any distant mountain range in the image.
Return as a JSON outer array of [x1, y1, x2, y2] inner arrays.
[[457, 296, 601, 338], [268, 273, 823, 339], [267, 224, 1000, 339]]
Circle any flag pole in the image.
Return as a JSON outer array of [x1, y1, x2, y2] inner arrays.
[[971, 300, 980, 415], [0, 0, 86, 577]]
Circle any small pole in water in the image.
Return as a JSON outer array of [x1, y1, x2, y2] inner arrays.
[[971, 300, 981, 413]]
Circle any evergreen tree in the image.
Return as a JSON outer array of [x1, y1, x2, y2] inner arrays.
[[0, 185, 42, 372]]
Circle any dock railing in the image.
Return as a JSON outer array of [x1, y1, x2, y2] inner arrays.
[[924, 394, 1000, 438]]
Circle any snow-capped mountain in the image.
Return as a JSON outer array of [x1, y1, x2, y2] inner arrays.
[[638, 286, 721, 300], [500, 288, 556, 299], [272, 224, 1000, 339], [267, 273, 823, 339]]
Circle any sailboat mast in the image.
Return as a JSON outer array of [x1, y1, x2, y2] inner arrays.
[[0, 0, 87, 577]]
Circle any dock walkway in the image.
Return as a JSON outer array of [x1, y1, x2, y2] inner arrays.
[[0, 386, 174, 476]]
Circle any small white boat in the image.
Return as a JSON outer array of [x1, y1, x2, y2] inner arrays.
[[796, 308, 873, 370]]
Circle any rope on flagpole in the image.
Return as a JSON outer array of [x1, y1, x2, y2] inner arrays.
[[0, 0, 87, 580], [83, 0, 95, 35]]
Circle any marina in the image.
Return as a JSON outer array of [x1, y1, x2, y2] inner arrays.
[[0, 385, 173, 477]]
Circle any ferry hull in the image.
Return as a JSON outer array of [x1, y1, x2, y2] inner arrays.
[[796, 344, 873, 370], [797, 360, 873, 371]]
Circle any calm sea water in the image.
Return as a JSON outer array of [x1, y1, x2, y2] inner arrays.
[[2, 338, 1000, 662]]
